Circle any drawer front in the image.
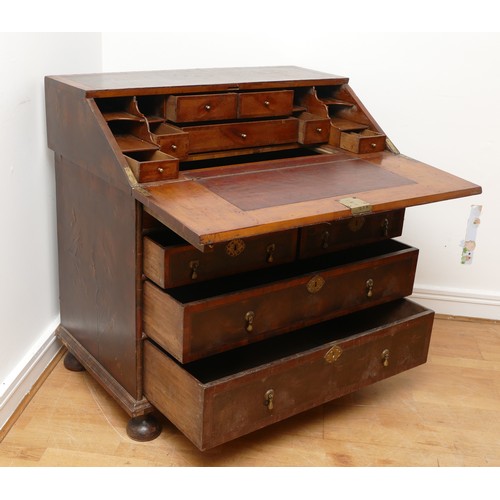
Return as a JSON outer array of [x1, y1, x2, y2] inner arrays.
[[340, 129, 386, 153], [183, 118, 299, 154], [299, 210, 405, 258], [150, 124, 190, 159], [298, 116, 331, 145], [125, 151, 179, 183], [143, 229, 298, 288], [143, 241, 418, 363], [166, 93, 238, 123], [143, 299, 434, 450], [238, 90, 294, 119]]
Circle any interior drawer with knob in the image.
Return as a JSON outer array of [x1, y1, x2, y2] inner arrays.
[[299, 209, 405, 258], [297, 112, 331, 145], [182, 118, 299, 154], [124, 151, 179, 183], [166, 93, 238, 123], [149, 123, 190, 159], [143, 299, 434, 450], [143, 229, 298, 289], [237, 90, 294, 119], [339, 128, 386, 153], [142, 240, 418, 363]]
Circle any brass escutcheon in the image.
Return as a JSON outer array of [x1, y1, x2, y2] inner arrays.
[[307, 275, 325, 293], [324, 345, 343, 363], [225, 238, 245, 257]]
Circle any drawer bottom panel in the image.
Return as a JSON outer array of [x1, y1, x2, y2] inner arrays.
[[143, 299, 434, 451]]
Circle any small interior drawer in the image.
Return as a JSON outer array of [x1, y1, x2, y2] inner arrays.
[[340, 129, 386, 153], [143, 240, 418, 363], [299, 209, 405, 258], [149, 123, 189, 159], [297, 113, 331, 145], [124, 151, 179, 183], [143, 299, 434, 450], [182, 118, 299, 153], [166, 93, 238, 123], [237, 90, 294, 119], [143, 228, 298, 289]]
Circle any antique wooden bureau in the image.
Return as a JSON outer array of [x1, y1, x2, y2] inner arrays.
[[45, 66, 481, 451]]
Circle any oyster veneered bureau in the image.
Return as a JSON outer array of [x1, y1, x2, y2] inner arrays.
[[45, 66, 481, 451]]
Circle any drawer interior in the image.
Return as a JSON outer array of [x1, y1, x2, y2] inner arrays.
[[164, 239, 414, 301], [156, 299, 432, 384]]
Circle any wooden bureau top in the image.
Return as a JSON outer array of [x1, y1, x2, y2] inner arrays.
[[46, 66, 349, 97]]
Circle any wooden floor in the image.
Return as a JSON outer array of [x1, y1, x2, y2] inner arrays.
[[1, 316, 499, 467]]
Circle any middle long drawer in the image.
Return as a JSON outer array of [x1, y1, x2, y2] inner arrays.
[[143, 239, 418, 363]]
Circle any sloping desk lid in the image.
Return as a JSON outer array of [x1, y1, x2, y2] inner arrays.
[[134, 152, 481, 251]]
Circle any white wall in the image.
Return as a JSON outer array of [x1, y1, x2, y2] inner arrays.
[[0, 33, 102, 430], [102, 32, 499, 319]]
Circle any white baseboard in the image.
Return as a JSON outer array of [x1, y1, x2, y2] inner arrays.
[[0, 317, 62, 433], [411, 284, 500, 321]]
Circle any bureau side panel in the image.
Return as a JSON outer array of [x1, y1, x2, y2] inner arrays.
[[55, 155, 138, 398]]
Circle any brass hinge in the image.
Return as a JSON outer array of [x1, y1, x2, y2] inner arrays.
[[338, 197, 372, 215]]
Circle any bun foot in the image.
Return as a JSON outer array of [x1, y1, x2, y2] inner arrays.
[[127, 414, 162, 442], [63, 351, 85, 372]]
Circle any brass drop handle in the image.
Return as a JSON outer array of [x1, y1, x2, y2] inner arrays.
[[382, 218, 389, 237], [322, 230, 330, 249], [266, 243, 276, 263], [264, 389, 274, 411], [189, 260, 199, 280], [381, 349, 390, 367], [245, 311, 255, 332], [366, 278, 374, 297]]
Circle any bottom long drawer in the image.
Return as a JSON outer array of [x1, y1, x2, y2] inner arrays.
[[143, 299, 434, 451]]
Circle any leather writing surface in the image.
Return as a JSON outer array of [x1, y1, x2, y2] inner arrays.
[[197, 159, 415, 211]]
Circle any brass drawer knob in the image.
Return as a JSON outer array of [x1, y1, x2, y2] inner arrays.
[[157, 167, 164, 173], [316, 127, 323, 133], [171, 144, 177, 151], [264, 100, 270, 106], [366, 278, 374, 297], [240, 133, 247, 139], [264, 389, 274, 411], [381, 349, 390, 367], [189, 260, 199, 280], [245, 311, 255, 332], [371, 142, 377, 148], [205, 104, 211, 111], [266, 243, 276, 263]]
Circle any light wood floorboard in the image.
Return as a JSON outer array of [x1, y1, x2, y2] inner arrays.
[[1, 317, 499, 467]]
